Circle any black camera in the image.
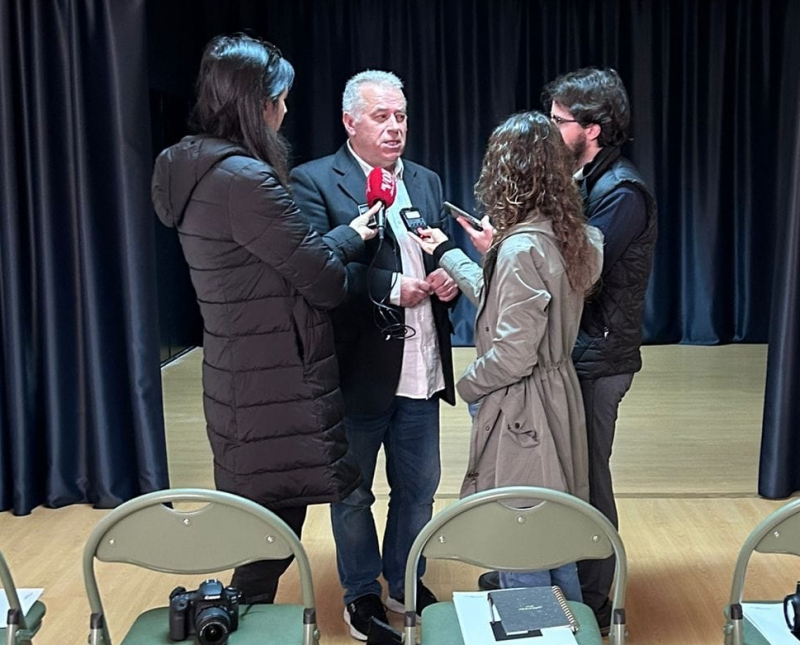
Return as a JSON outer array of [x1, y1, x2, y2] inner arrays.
[[168, 579, 241, 644]]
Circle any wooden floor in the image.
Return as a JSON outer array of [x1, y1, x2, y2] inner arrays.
[[2, 344, 797, 645]]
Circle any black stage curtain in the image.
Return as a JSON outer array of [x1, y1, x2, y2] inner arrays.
[[148, 0, 800, 497], [758, 0, 800, 500], [0, 0, 168, 515], [3, 1, 794, 512], [148, 0, 796, 348]]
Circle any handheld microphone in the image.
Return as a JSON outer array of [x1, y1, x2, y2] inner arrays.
[[366, 167, 397, 240]]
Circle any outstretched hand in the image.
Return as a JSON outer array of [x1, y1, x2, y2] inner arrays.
[[348, 202, 381, 241], [410, 226, 449, 255], [455, 215, 494, 255]]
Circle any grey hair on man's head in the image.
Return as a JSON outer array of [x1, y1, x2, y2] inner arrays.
[[342, 70, 405, 119]]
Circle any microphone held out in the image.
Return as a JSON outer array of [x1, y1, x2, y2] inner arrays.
[[366, 167, 397, 240]]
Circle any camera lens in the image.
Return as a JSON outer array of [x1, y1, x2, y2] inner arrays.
[[196, 608, 230, 645], [199, 623, 226, 645]]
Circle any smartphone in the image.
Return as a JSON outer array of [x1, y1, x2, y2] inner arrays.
[[443, 201, 484, 231], [399, 207, 428, 236]]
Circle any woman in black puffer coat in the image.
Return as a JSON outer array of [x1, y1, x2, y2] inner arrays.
[[151, 34, 378, 604]]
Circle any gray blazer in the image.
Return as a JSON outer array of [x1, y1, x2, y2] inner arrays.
[[439, 221, 603, 501], [291, 144, 457, 415]]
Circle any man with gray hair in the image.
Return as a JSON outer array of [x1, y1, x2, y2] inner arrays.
[[291, 70, 457, 641]]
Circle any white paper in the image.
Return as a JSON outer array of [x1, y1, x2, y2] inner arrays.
[[453, 591, 578, 645], [0, 588, 44, 616], [743, 602, 798, 645]]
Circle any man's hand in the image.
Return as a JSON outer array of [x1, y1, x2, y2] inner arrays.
[[426, 268, 458, 302], [348, 202, 381, 241], [456, 215, 494, 255], [399, 276, 433, 307]]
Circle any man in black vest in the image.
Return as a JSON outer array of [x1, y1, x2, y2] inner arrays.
[[544, 67, 657, 631]]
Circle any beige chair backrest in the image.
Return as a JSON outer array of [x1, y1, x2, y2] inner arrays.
[[403, 486, 628, 644], [724, 497, 800, 645], [83, 488, 315, 645]]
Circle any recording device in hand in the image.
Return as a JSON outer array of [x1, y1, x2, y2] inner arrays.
[[366, 168, 397, 240], [784, 582, 800, 639], [443, 201, 484, 231], [399, 207, 427, 236], [169, 579, 241, 645]]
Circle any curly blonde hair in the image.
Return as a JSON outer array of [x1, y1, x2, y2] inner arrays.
[[475, 111, 596, 293]]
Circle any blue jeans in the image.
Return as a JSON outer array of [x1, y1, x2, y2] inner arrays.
[[499, 564, 583, 602], [330, 396, 441, 603]]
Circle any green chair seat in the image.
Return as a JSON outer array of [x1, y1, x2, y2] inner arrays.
[[723, 498, 800, 645], [741, 620, 771, 645], [0, 599, 47, 638], [421, 599, 602, 645], [401, 488, 628, 645], [737, 601, 782, 645], [120, 604, 305, 645], [23, 600, 48, 629], [1, 546, 47, 645]]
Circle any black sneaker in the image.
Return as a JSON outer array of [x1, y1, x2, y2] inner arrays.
[[385, 580, 438, 617], [365, 617, 403, 645], [344, 594, 389, 641], [477, 570, 501, 591]]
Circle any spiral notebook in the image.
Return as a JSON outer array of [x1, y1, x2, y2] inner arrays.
[[488, 586, 579, 637]]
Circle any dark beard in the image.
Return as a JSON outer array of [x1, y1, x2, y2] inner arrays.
[[571, 135, 587, 169]]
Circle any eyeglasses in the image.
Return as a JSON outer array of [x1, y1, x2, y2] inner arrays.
[[550, 114, 580, 126]]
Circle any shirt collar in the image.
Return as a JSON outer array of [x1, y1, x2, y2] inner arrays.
[[347, 141, 404, 180]]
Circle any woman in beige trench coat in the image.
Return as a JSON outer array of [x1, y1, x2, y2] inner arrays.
[[413, 111, 603, 600]]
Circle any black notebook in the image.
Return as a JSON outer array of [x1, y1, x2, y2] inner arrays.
[[488, 586, 579, 636]]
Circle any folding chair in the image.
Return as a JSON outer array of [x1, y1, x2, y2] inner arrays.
[[0, 549, 46, 644], [724, 497, 800, 645], [402, 486, 628, 645], [83, 488, 318, 645]]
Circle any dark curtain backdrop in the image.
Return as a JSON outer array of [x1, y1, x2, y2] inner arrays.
[[0, 0, 168, 515], [2, 0, 792, 514], [147, 0, 800, 497], [148, 0, 794, 348], [758, 0, 800, 500]]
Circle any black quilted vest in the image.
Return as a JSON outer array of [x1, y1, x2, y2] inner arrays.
[[572, 147, 657, 379]]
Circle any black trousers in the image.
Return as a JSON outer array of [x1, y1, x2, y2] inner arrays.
[[576, 373, 634, 614], [230, 505, 308, 604]]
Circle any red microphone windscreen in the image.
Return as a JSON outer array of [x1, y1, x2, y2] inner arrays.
[[366, 168, 397, 208]]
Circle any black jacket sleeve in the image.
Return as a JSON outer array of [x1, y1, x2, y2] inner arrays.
[[228, 167, 354, 311]]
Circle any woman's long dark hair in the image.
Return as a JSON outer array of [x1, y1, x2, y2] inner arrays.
[[475, 111, 596, 293], [190, 34, 294, 187]]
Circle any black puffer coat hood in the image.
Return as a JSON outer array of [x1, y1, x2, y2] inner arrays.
[[152, 134, 362, 508], [153, 135, 244, 228]]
